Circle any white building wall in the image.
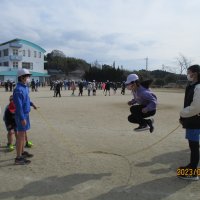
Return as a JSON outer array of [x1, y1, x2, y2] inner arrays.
[[19, 43, 45, 73], [0, 40, 46, 73], [0, 44, 10, 66]]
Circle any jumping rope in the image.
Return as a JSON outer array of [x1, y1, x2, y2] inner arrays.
[[36, 108, 181, 185]]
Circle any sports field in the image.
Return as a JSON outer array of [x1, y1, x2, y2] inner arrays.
[[0, 87, 199, 200]]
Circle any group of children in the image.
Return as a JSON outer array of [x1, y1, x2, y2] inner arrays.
[[0, 66, 199, 180]]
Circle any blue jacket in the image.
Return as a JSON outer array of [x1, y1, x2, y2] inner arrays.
[[13, 82, 32, 121]]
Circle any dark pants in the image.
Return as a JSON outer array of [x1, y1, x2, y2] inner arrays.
[[56, 90, 61, 97], [128, 105, 156, 126], [189, 140, 199, 169]]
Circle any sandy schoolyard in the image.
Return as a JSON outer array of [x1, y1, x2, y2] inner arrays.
[[0, 87, 199, 200]]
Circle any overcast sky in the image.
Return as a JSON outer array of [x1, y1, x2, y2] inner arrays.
[[0, 0, 200, 71]]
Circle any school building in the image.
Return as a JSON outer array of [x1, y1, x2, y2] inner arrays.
[[0, 38, 49, 82]]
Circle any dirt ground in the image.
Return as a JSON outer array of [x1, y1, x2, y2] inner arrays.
[[0, 87, 199, 200]]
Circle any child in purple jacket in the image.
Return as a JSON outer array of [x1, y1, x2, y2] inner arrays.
[[126, 74, 157, 133]]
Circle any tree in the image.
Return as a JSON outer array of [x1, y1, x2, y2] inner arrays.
[[176, 54, 191, 75], [51, 50, 66, 58], [45, 50, 90, 74], [154, 79, 165, 86], [164, 74, 177, 84]]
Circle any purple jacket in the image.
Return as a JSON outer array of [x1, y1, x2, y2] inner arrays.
[[131, 86, 157, 112]]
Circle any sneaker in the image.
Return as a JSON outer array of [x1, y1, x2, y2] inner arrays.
[[177, 166, 199, 181], [25, 141, 33, 148], [177, 174, 199, 181], [146, 118, 154, 133], [15, 157, 31, 165], [22, 151, 34, 158], [134, 125, 150, 132], [8, 144, 15, 152]]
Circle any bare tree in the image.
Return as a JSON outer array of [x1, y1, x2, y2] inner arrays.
[[176, 54, 191, 84], [176, 54, 192, 75]]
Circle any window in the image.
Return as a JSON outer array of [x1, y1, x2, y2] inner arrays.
[[28, 50, 31, 57], [13, 62, 18, 68], [3, 49, 8, 56], [0, 63, 2, 66], [23, 50, 26, 56], [3, 62, 9, 66], [39, 52, 41, 58], [34, 51, 37, 58], [13, 49, 18, 55], [22, 62, 33, 70]]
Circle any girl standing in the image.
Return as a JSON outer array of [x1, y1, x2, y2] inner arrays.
[[178, 65, 200, 181]]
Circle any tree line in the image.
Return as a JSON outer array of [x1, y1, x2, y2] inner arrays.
[[44, 50, 90, 74], [45, 50, 187, 86]]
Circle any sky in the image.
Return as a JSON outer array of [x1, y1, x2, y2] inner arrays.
[[0, 0, 200, 71]]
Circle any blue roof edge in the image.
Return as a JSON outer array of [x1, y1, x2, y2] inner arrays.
[[0, 70, 49, 77], [0, 38, 46, 53]]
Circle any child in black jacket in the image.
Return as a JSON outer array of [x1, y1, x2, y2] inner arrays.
[[3, 95, 16, 151]]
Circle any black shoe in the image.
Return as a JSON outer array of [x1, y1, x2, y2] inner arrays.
[[22, 151, 34, 158], [134, 125, 150, 132], [146, 118, 154, 133], [15, 157, 31, 165]]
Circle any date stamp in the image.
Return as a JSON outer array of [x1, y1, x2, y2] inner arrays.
[[177, 168, 200, 176]]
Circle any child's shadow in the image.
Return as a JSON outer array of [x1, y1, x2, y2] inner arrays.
[[135, 149, 189, 174]]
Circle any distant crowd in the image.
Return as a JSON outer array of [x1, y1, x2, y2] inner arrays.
[[49, 80, 126, 97], [0, 79, 126, 96]]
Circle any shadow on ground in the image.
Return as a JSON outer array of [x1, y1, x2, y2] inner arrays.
[[89, 176, 190, 200], [0, 173, 111, 199], [134, 149, 190, 174]]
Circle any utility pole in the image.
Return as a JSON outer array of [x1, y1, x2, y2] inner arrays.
[[145, 57, 148, 71]]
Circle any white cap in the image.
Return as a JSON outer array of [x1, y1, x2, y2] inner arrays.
[[17, 68, 31, 77], [125, 74, 139, 85]]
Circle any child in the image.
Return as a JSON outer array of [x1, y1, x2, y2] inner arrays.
[[87, 82, 92, 96], [125, 74, 157, 133], [92, 80, 96, 96], [121, 81, 126, 95], [3, 95, 17, 151], [71, 81, 76, 96], [13, 68, 36, 165], [55, 81, 61, 97], [178, 65, 200, 181], [105, 80, 111, 96], [78, 81, 84, 96], [102, 82, 106, 94]]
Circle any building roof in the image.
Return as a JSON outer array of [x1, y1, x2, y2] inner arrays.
[[47, 69, 64, 75], [0, 70, 49, 77], [68, 69, 85, 75], [0, 38, 46, 53]]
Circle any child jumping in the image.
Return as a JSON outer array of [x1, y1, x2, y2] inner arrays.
[[125, 74, 157, 133]]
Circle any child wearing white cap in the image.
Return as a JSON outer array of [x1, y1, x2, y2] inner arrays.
[[125, 74, 157, 133], [13, 68, 37, 165]]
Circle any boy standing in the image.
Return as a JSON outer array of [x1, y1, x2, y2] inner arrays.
[[13, 68, 36, 165]]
